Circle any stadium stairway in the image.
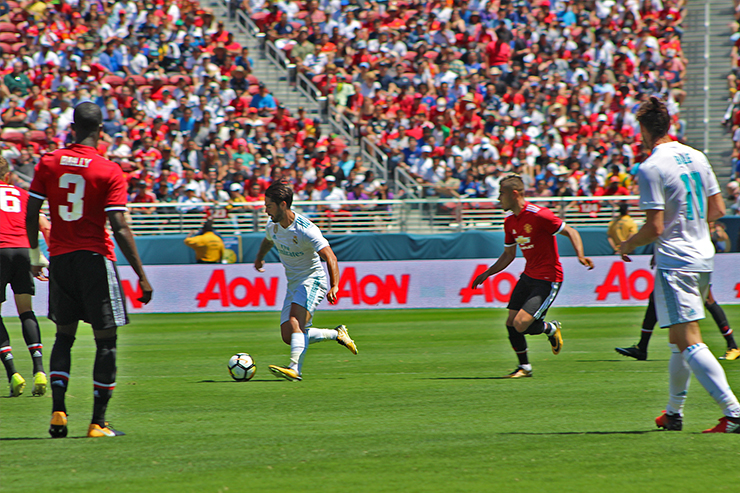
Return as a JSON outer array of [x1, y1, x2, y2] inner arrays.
[[209, 1, 361, 158], [206, 2, 437, 230], [684, 1, 735, 183]]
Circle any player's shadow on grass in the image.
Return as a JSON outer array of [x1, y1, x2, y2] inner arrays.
[[501, 430, 661, 435], [575, 359, 667, 363], [197, 379, 282, 383], [428, 377, 533, 380], [0, 436, 89, 441]]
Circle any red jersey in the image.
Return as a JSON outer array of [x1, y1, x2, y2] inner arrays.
[[504, 202, 564, 282], [485, 40, 511, 66], [29, 144, 128, 261], [0, 181, 30, 248]]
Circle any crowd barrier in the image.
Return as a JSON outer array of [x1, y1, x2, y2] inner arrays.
[[106, 229, 658, 266], [5, 255, 739, 316]]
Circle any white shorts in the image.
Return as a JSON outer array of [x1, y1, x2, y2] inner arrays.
[[653, 269, 710, 328], [280, 276, 327, 326]]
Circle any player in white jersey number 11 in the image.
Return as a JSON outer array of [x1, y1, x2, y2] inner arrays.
[[619, 97, 740, 434]]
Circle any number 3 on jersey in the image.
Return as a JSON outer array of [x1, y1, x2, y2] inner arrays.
[[680, 171, 704, 221], [59, 173, 85, 221]]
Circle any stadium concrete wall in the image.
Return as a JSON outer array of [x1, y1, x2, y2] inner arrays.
[[112, 228, 646, 266], [5, 254, 739, 316], [106, 217, 740, 266]]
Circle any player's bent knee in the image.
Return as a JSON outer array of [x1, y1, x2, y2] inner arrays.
[[92, 327, 117, 341], [56, 322, 79, 337], [513, 319, 532, 333], [13, 294, 33, 314]]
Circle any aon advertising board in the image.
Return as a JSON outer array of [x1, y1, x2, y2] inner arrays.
[[6, 255, 739, 315]]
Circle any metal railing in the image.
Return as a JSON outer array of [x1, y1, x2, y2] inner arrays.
[[232, 7, 260, 36], [329, 104, 358, 144], [393, 166, 423, 198], [265, 39, 289, 69], [356, 139, 388, 184], [126, 196, 643, 236], [294, 71, 324, 116]]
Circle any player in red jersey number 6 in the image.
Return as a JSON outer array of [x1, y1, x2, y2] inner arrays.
[[472, 175, 594, 378], [0, 157, 51, 398]]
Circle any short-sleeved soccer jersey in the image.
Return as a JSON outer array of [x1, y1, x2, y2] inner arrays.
[[504, 202, 565, 282], [29, 144, 128, 261], [265, 213, 329, 284], [0, 181, 30, 248], [638, 141, 720, 272]]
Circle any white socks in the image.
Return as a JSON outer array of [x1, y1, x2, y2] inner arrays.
[[289, 332, 308, 374], [288, 329, 338, 375], [307, 328, 338, 344], [683, 343, 740, 418], [666, 343, 691, 415], [543, 322, 555, 336]]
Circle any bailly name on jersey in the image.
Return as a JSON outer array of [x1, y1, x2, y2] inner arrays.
[[60, 156, 93, 168]]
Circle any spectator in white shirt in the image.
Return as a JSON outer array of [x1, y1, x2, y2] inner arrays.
[[32, 43, 61, 68], [52, 99, 74, 132], [155, 90, 179, 120], [302, 45, 329, 75], [123, 43, 151, 76], [318, 175, 347, 211], [337, 10, 362, 39], [27, 101, 52, 131]]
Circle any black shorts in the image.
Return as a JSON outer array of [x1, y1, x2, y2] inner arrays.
[[507, 273, 561, 320], [0, 248, 35, 304], [48, 251, 129, 330]]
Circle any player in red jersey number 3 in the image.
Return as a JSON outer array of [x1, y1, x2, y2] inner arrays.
[[472, 175, 594, 378], [26, 102, 153, 439]]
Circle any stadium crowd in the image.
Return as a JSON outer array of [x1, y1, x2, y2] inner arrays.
[[0, 0, 394, 217], [0, 0, 689, 219], [252, 0, 688, 204], [725, 0, 740, 214]]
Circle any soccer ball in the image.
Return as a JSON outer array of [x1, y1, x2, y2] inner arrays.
[[228, 353, 256, 381]]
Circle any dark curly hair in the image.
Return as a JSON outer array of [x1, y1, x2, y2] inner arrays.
[[636, 96, 670, 140], [265, 180, 294, 208]]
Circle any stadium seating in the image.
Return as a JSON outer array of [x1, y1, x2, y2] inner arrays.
[[248, 0, 687, 202], [0, 0, 685, 236], [0, 0, 350, 221]]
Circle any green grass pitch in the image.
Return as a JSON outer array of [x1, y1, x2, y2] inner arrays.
[[2, 306, 740, 492]]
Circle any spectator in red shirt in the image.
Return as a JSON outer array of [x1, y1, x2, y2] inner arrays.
[[485, 27, 512, 71], [603, 176, 630, 196], [129, 182, 158, 214]]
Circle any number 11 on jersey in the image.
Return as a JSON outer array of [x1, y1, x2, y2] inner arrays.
[[680, 171, 704, 221]]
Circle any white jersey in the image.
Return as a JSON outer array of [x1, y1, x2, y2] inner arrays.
[[638, 141, 720, 272], [266, 213, 329, 284]]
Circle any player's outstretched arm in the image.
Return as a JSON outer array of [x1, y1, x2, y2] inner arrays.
[[318, 245, 340, 304], [108, 210, 153, 304], [253, 237, 274, 272], [39, 213, 51, 244], [25, 197, 49, 279], [619, 209, 663, 262], [26, 197, 42, 249], [559, 225, 594, 269], [472, 245, 516, 289]]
